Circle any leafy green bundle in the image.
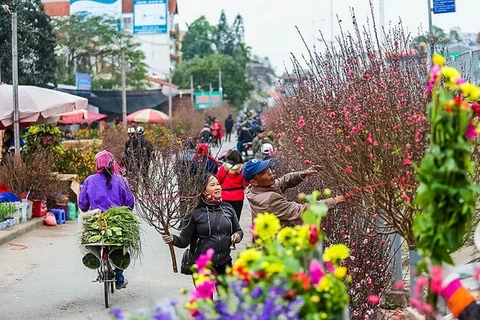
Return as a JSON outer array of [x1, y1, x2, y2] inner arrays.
[[80, 206, 141, 259]]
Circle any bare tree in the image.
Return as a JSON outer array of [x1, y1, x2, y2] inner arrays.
[[128, 133, 204, 272]]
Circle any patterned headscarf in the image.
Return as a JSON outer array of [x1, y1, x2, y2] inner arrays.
[[95, 150, 124, 175]]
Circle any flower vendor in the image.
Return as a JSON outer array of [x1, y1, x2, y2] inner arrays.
[[243, 159, 345, 227]]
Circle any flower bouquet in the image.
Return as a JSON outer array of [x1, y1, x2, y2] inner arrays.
[[186, 191, 350, 320]]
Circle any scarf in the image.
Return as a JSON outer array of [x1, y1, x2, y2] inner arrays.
[[203, 194, 222, 205]]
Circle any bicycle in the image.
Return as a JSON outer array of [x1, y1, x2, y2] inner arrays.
[[85, 243, 119, 308]]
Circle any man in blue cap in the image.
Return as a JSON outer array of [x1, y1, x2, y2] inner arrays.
[[243, 159, 345, 228]]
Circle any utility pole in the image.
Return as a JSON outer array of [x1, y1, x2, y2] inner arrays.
[[427, 0, 434, 54], [121, 48, 127, 129], [12, 12, 20, 157], [379, 0, 385, 43], [168, 68, 172, 120], [190, 75, 194, 109]]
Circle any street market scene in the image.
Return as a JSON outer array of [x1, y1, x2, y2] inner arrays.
[[1, 0, 480, 319]]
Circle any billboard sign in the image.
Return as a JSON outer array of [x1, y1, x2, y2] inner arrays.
[[433, 0, 455, 14], [194, 91, 222, 109], [133, 0, 168, 34], [70, 0, 122, 18], [75, 73, 92, 91]]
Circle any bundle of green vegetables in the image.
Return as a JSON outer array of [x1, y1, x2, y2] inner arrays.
[[80, 206, 141, 259], [0, 203, 15, 222]]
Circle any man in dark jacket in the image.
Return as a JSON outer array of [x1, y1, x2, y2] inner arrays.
[[224, 114, 234, 142], [136, 126, 153, 182], [124, 128, 139, 177], [237, 122, 255, 155]]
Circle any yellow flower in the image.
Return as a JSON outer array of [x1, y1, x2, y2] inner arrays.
[[441, 66, 461, 82], [294, 225, 310, 247], [460, 82, 480, 101], [235, 248, 262, 269], [253, 213, 280, 241], [310, 295, 320, 303], [323, 244, 350, 263], [334, 266, 347, 279], [317, 276, 331, 292], [432, 53, 445, 66], [264, 261, 284, 275], [277, 227, 297, 247], [192, 273, 210, 286]]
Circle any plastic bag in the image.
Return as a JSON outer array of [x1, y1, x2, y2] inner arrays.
[[44, 212, 57, 226]]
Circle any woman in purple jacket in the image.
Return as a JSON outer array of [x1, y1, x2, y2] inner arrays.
[[79, 150, 135, 290]]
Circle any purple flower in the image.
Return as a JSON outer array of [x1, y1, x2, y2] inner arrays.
[[109, 308, 125, 320], [251, 286, 263, 299]]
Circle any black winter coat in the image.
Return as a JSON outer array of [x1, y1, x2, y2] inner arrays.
[[173, 200, 243, 266]]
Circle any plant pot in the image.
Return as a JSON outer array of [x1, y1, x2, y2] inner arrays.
[[6, 218, 15, 227], [0, 221, 8, 230]]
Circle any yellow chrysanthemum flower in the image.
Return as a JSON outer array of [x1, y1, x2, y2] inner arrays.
[[323, 244, 350, 263], [264, 261, 284, 275], [432, 53, 445, 66], [236, 248, 262, 268], [253, 213, 280, 241], [460, 82, 480, 101], [441, 66, 461, 82], [334, 266, 347, 279], [277, 227, 297, 247], [317, 276, 331, 292], [295, 225, 310, 247]]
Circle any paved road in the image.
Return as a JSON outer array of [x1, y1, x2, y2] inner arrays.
[[0, 140, 251, 320]]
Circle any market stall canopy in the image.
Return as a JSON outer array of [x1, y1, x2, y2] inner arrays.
[[127, 108, 169, 124], [0, 85, 88, 127], [58, 89, 168, 115], [59, 109, 107, 124]]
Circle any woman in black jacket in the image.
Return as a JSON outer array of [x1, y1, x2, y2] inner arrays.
[[162, 173, 243, 275]]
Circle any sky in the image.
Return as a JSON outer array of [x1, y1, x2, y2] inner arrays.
[[175, 0, 480, 74]]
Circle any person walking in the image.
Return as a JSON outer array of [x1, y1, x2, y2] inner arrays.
[[252, 128, 274, 160], [216, 150, 248, 220], [162, 173, 243, 276], [243, 159, 345, 228], [237, 122, 255, 155], [124, 128, 139, 177], [78, 150, 135, 290], [135, 126, 153, 182], [224, 115, 234, 142]]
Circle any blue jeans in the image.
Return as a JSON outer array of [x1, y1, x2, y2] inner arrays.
[[237, 141, 243, 152], [115, 269, 124, 286]]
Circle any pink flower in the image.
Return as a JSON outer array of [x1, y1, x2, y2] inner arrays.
[[410, 298, 421, 308], [401, 193, 410, 201], [303, 159, 311, 165], [403, 158, 411, 165], [369, 153, 374, 160], [430, 265, 443, 294], [392, 125, 398, 131], [191, 279, 216, 300], [395, 281, 404, 290], [345, 166, 352, 174], [309, 259, 324, 285], [367, 295, 380, 304], [195, 248, 214, 272], [349, 95, 355, 102], [345, 146, 352, 153], [473, 266, 480, 280], [296, 137, 302, 143], [465, 123, 478, 140], [324, 261, 335, 273], [366, 134, 373, 144], [276, 133, 281, 139], [298, 119, 306, 127]]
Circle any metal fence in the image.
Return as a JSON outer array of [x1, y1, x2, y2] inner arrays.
[[450, 50, 480, 85]]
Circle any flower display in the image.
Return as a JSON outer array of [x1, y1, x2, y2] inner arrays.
[[186, 192, 350, 320]]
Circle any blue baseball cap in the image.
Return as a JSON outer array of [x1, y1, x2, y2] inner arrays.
[[243, 159, 271, 182]]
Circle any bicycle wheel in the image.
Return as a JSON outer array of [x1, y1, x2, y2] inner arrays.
[[102, 260, 110, 308]]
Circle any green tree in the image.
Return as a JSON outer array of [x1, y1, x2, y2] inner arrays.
[[172, 54, 253, 108], [411, 26, 452, 50], [53, 13, 148, 89], [0, 0, 56, 85], [181, 16, 215, 60]]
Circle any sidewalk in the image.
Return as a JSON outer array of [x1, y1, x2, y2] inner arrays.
[[0, 217, 44, 247]]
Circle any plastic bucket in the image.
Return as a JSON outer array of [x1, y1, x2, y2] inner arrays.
[[22, 199, 33, 220]]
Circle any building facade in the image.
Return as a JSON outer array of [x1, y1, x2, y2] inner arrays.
[[41, 0, 181, 80]]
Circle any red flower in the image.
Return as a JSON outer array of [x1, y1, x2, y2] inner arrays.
[[345, 166, 352, 174], [292, 271, 311, 291], [283, 289, 297, 300], [403, 158, 411, 165], [298, 119, 306, 127], [401, 193, 410, 201], [308, 225, 319, 244], [303, 159, 311, 165]]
